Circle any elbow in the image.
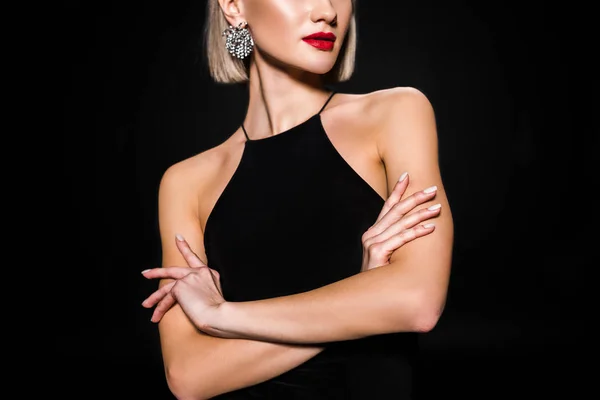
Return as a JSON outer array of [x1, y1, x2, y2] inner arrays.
[[165, 367, 197, 400], [412, 308, 441, 333], [165, 363, 210, 400], [408, 291, 446, 333]]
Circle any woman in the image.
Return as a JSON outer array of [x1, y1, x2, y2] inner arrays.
[[142, 0, 453, 398]]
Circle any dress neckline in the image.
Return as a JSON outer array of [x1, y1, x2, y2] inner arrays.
[[244, 114, 320, 145], [242, 91, 336, 143]]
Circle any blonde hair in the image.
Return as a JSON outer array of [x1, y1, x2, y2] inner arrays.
[[204, 0, 357, 84]]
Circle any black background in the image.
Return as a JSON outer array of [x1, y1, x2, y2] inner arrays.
[[62, 0, 593, 398]]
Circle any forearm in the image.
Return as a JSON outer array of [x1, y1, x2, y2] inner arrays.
[[163, 321, 324, 399], [212, 263, 441, 345]]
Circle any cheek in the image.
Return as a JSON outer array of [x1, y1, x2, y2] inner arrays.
[[337, 5, 353, 33], [333, 1, 352, 27], [247, 2, 304, 44]]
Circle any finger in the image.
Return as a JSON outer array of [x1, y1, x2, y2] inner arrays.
[[369, 203, 442, 245], [141, 266, 192, 280], [194, 266, 223, 295], [175, 234, 208, 268], [151, 291, 177, 323], [371, 185, 438, 237], [378, 223, 437, 257], [374, 172, 410, 224], [142, 280, 176, 308]]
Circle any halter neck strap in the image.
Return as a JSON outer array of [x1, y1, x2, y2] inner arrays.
[[242, 91, 336, 141], [318, 90, 336, 114]]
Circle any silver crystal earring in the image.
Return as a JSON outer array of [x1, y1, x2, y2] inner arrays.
[[222, 21, 254, 59]]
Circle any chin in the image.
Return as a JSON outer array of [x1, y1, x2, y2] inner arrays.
[[298, 58, 339, 76], [304, 66, 335, 76]]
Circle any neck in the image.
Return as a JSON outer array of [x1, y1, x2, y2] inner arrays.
[[243, 52, 332, 140]]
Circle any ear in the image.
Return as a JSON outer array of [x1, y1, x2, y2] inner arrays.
[[217, 0, 245, 26]]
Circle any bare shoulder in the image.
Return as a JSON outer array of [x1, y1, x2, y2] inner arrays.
[[159, 133, 242, 209], [328, 86, 433, 133], [376, 86, 435, 125], [368, 86, 431, 104], [363, 86, 431, 109], [160, 146, 218, 195], [372, 86, 436, 145]]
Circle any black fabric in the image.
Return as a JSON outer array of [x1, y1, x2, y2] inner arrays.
[[204, 101, 418, 399]]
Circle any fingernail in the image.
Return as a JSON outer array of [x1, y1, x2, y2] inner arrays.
[[423, 223, 435, 228], [423, 185, 437, 194], [398, 172, 408, 182], [141, 269, 151, 274], [176, 234, 184, 241], [427, 203, 441, 211]]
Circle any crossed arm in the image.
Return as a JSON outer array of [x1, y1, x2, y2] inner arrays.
[[144, 88, 454, 399]]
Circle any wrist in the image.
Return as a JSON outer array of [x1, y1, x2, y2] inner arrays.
[[205, 301, 244, 339]]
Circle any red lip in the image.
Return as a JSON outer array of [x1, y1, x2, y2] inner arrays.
[[302, 32, 336, 51], [303, 32, 336, 41]]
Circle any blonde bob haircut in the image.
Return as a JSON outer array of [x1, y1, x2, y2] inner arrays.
[[204, 0, 357, 84]]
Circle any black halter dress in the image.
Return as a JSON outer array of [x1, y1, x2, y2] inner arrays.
[[204, 92, 418, 399]]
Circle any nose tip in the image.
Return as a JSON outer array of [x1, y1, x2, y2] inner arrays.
[[310, 1, 338, 24]]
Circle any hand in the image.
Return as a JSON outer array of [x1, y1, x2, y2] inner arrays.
[[360, 172, 441, 272], [141, 236, 225, 330]]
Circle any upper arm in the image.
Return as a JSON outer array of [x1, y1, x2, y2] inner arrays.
[[376, 87, 454, 312], [156, 159, 212, 366], [158, 161, 207, 270]]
